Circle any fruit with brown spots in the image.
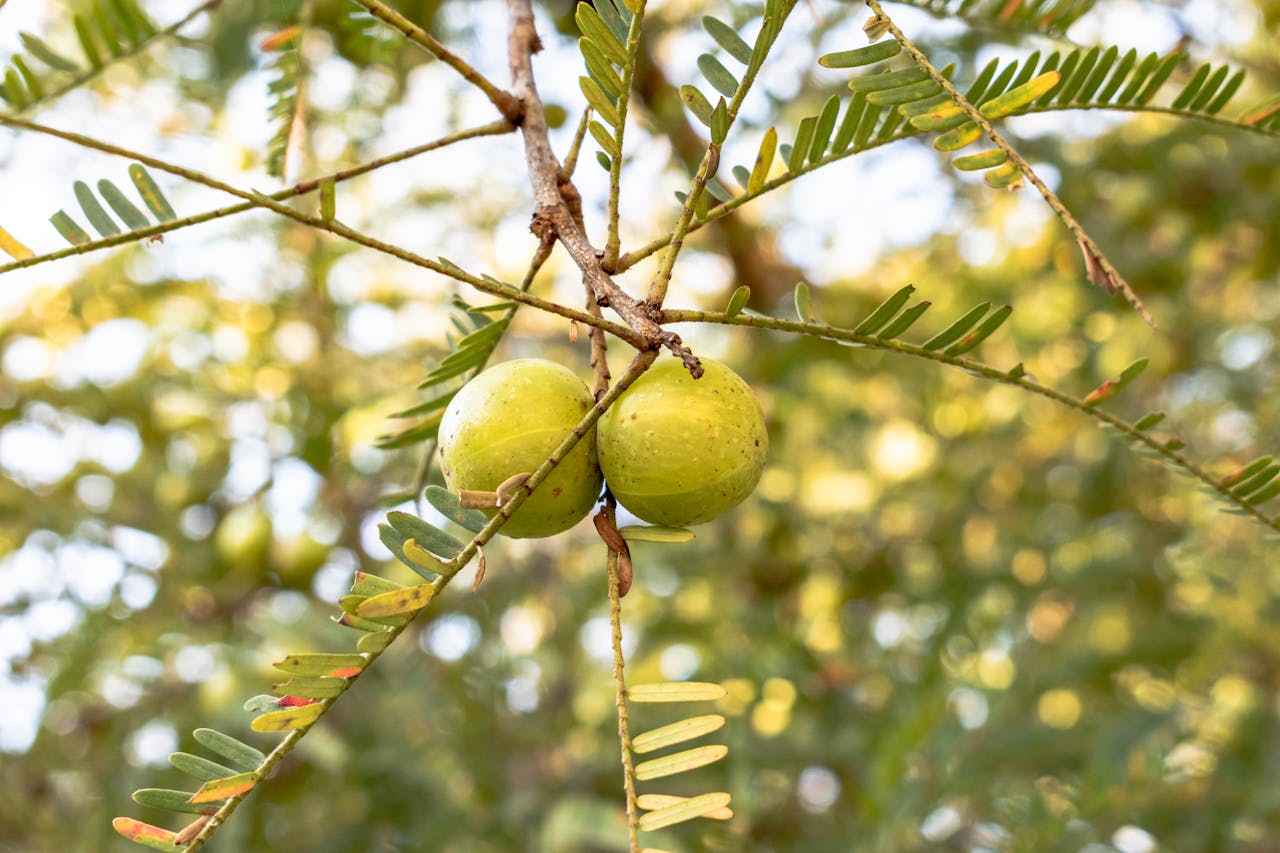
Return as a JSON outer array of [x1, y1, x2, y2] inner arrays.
[[439, 359, 602, 538], [597, 357, 767, 527]]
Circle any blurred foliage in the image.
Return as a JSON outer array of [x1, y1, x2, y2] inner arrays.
[[1, 1, 1279, 852]]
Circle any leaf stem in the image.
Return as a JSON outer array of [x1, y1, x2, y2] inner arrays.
[[607, 546, 642, 852]]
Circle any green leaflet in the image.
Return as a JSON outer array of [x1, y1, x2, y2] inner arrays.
[[97, 180, 150, 230], [819, 40, 901, 69], [725, 285, 751, 317], [74, 180, 121, 237], [698, 53, 739, 99], [854, 284, 916, 335], [980, 71, 1061, 119], [638, 792, 733, 832], [576, 4, 626, 66], [952, 149, 1007, 171], [631, 714, 725, 753], [702, 16, 751, 65], [922, 303, 991, 351], [633, 745, 728, 781], [747, 127, 776, 194], [680, 84, 713, 126], [192, 728, 265, 773]]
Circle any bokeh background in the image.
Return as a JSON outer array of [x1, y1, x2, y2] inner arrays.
[[2, 0, 1279, 850]]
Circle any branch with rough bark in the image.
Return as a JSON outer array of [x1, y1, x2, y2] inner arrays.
[[505, 0, 702, 377]]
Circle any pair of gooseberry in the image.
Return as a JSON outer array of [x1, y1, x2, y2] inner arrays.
[[437, 357, 768, 538]]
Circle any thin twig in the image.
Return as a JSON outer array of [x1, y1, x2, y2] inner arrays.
[[661, 306, 1280, 533], [607, 545, 641, 852], [353, 0, 522, 122], [864, 0, 1155, 327], [0, 119, 515, 275], [560, 107, 592, 180], [0, 113, 641, 343]]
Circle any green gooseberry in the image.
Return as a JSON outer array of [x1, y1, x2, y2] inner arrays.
[[439, 359, 603, 538], [597, 357, 768, 527]]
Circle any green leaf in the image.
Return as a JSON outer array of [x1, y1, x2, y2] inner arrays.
[[579, 76, 620, 127], [1136, 52, 1182, 105], [592, 0, 629, 43], [632, 714, 726, 753], [854, 284, 915, 335], [618, 524, 695, 543], [680, 84, 713, 126], [132, 788, 215, 815], [942, 305, 1012, 355], [725, 285, 751, 317], [357, 631, 395, 654], [589, 120, 619, 157], [251, 701, 324, 733], [169, 752, 237, 783], [819, 40, 901, 69], [788, 116, 816, 173], [1205, 69, 1245, 114], [832, 92, 865, 153], [1222, 456, 1273, 486], [983, 161, 1023, 188], [747, 127, 776, 194], [74, 15, 104, 68], [876, 301, 931, 339], [1074, 45, 1118, 103], [386, 510, 465, 558], [50, 211, 92, 245], [698, 53, 739, 99], [952, 149, 1007, 171], [865, 78, 942, 106], [20, 32, 80, 72], [793, 281, 815, 321], [580, 38, 624, 97], [702, 16, 751, 65], [271, 676, 347, 699], [12, 56, 44, 99], [1231, 465, 1280, 497], [188, 772, 257, 804], [1246, 479, 1280, 505], [628, 682, 727, 702], [709, 97, 729, 145], [576, 4, 627, 66], [74, 180, 121, 237], [1171, 62, 1212, 110], [981, 71, 1061, 119], [424, 485, 489, 533], [964, 58, 1001, 103], [850, 66, 929, 93], [192, 728, 265, 773], [97, 180, 150, 230], [272, 652, 367, 678], [638, 792, 733, 833], [634, 744, 729, 781], [356, 583, 436, 618], [1133, 411, 1166, 431], [922, 303, 990, 351], [934, 123, 981, 152]]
